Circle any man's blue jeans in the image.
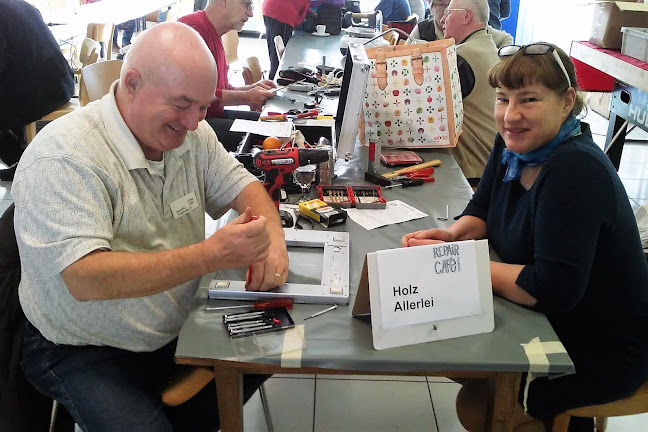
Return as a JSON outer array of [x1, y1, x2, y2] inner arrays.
[[21, 321, 268, 432], [113, 20, 136, 47]]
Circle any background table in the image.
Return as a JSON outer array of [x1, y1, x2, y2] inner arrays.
[[570, 41, 648, 170]]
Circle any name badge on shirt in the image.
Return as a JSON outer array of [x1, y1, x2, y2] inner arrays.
[[170, 191, 199, 219]]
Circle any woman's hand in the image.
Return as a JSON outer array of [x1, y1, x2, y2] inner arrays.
[[402, 228, 456, 247]]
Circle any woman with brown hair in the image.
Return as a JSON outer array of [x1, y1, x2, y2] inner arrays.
[[403, 43, 648, 431]]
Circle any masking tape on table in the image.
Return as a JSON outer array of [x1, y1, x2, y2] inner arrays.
[[280, 325, 305, 368], [520, 337, 567, 411]]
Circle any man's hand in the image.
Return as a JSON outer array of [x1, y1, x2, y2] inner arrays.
[[245, 233, 289, 291], [402, 228, 456, 247], [252, 79, 277, 90], [244, 86, 275, 109], [229, 183, 289, 291], [201, 208, 271, 272]]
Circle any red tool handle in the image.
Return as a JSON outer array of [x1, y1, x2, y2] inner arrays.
[[295, 109, 319, 119], [253, 298, 293, 310]]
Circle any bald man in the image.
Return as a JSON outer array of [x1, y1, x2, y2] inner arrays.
[[13, 22, 286, 431]]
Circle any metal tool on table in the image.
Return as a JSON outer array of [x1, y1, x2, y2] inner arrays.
[[206, 298, 293, 312], [223, 306, 295, 338], [384, 178, 425, 188], [438, 205, 449, 221], [304, 305, 337, 320]]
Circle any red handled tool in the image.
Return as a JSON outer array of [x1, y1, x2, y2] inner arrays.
[[246, 216, 259, 287], [260, 109, 319, 121], [390, 167, 435, 184]]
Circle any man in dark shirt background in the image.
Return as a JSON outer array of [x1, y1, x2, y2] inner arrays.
[[0, 0, 74, 181], [487, 0, 510, 29]]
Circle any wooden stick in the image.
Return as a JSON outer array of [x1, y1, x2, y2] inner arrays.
[[382, 159, 442, 179]]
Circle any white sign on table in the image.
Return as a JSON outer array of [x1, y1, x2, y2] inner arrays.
[[352, 239, 494, 350]]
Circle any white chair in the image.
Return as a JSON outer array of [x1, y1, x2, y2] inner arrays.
[[242, 56, 264, 85], [87, 23, 115, 60], [79, 59, 123, 107], [74, 38, 101, 73], [274, 35, 285, 62], [222, 30, 240, 65]]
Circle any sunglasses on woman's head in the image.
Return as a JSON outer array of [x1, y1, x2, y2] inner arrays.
[[498, 43, 572, 89]]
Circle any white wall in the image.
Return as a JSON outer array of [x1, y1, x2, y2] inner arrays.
[[515, 0, 595, 53]]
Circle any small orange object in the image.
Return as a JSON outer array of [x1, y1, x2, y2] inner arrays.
[[262, 136, 283, 150]]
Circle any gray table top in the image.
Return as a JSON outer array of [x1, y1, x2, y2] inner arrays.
[[281, 31, 346, 72], [176, 147, 575, 376], [266, 31, 345, 116]]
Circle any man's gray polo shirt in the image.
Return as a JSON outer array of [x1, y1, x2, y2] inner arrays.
[[13, 83, 256, 351]]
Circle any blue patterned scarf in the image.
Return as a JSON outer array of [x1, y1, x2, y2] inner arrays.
[[501, 115, 581, 182]]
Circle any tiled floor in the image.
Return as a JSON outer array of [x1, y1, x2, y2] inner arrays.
[[3, 34, 648, 431]]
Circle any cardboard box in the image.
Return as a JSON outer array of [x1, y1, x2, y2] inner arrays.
[[590, 2, 648, 49], [584, 91, 612, 119]]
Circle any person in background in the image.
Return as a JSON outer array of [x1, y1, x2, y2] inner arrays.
[[0, 0, 74, 182], [410, 0, 512, 48], [15, 22, 288, 431], [262, 0, 314, 80], [487, 0, 510, 30], [439, 0, 499, 186], [179, 0, 277, 151], [407, 0, 426, 19], [113, 20, 136, 53], [374, 0, 411, 23], [410, 0, 447, 40], [402, 42, 648, 432], [194, 0, 208, 11]]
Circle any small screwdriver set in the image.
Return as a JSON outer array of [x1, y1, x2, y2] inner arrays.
[[223, 307, 295, 339], [317, 185, 387, 209]]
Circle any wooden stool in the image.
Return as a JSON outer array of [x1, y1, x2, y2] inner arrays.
[[162, 366, 274, 432], [552, 379, 648, 432]]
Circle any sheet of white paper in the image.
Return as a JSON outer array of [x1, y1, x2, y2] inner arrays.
[[229, 119, 293, 137], [301, 118, 335, 127], [375, 240, 481, 329], [346, 200, 428, 230]]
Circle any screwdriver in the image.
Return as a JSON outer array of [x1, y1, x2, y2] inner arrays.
[[246, 216, 259, 288], [384, 178, 425, 188], [205, 298, 294, 312]]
